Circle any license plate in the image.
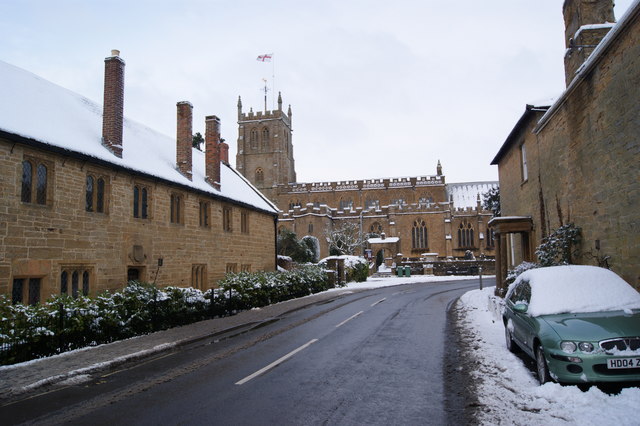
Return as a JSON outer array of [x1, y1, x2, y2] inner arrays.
[[607, 358, 640, 369]]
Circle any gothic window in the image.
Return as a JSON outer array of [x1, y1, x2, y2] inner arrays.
[[419, 195, 434, 206], [412, 219, 428, 249], [365, 199, 379, 210], [255, 168, 264, 184], [241, 264, 251, 272], [370, 222, 383, 234], [223, 206, 233, 232], [250, 128, 258, 150], [86, 174, 108, 213], [60, 267, 91, 297], [199, 200, 210, 227], [21, 158, 51, 205], [226, 263, 238, 274], [486, 227, 495, 249], [170, 193, 184, 224], [391, 198, 405, 207], [133, 185, 150, 219], [458, 221, 475, 248], [262, 127, 270, 150], [288, 200, 301, 210], [339, 198, 353, 210]]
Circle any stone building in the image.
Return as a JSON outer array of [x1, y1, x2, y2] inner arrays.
[[0, 51, 279, 304], [490, 0, 639, 293], [235, 94, 497, 262]]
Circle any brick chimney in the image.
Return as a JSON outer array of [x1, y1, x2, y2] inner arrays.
[[176, 101, 193, 180], [205, 115, 221, 190], [102, 50, 125, 158], [563, 0, 615, 86], [218, 140, 229, 164]]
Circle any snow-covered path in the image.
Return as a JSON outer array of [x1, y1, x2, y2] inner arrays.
[[458, 286, 640, 426]]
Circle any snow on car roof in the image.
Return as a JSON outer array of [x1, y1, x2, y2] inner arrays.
[[514, 265, 640, 316]]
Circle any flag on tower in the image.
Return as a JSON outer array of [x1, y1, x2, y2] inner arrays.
[[256, 53, 273, 62]]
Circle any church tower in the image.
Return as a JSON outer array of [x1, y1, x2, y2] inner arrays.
[[236, 92, 296, 201]]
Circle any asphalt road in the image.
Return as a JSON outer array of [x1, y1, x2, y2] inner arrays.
[[4, 279, 481, 425]]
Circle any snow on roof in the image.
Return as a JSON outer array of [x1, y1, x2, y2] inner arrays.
[[0, 59, 278, 215], [446, 181, 498, 209], [512, 265, 640, 316], [367, 237, 399, 244]]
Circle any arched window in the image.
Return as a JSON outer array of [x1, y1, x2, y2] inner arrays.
[[261, 127, 270, 150], [419, 195, 434, 206], [458, 221, 474, 248], [61, 267, 91, 297], [486, 227, 495, 248], [288, 200, 301, 211], [250, 128, 258, 150], [370, 222, 383, 234], [96, 178, 105, 213], [86, 175, 108, 213], [133, 185, 150, 219], [255, 167, 264, 184], [339, 198, 353, 210], [21, 158, 50, 205], [412, 219, 428, 249]]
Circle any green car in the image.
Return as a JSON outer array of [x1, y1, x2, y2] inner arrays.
[[502, 265, 640, 385]]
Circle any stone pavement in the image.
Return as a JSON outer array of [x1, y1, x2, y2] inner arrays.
[[0, 289, 353, 401]]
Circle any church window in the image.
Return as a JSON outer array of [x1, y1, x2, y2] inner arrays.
[[170, 193, 184, 224], [133, 185, 150, 219], [21, 157, 52, 205], [458, 221, 475, 248], [86, 174, 108, 213], [419, 195, 434, 206], [339, 198, 353, 210], [370, 222, 383, 234], [412, 220, 428, 249], [288, 200, 301, 210], [262, 127, 270, 150], [365, 199, 379, 210], [255, 168, 264, 184], [486, 227, 495, 249], [250, 128, 258, 150]]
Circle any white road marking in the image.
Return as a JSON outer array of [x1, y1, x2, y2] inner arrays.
[[235, 339, 318, 385], [335, 311, 364, 328], [371, 297, 386, 307]]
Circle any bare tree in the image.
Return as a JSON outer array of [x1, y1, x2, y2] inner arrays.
[[326, 221, 365, 255]]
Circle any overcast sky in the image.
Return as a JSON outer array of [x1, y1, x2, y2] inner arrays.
[[0, 0, 633, 184]]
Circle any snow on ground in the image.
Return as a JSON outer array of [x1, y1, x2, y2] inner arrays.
[[458, 286, 640, 426], [329, 274, 480, 292]]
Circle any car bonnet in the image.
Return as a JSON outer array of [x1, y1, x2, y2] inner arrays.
[[540, 311, 640, 342]]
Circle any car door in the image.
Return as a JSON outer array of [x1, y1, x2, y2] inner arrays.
[[509, 280, 536, 356]]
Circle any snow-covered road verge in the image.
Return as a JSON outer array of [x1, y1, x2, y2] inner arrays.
[[458, 287, 640, 425]]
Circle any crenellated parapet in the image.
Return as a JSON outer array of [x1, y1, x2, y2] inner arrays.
[[239, 108, 291, 126], [277, 174, 445, 195]]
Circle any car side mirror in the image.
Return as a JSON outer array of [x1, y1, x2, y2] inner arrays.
[[513, 303, 528, 314]]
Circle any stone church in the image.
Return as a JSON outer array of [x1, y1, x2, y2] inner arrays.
[[235, 94, 498, 263]]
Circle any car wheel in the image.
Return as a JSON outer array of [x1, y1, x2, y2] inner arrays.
[[504, 325, 519, 353], [536, 344, 552, 385]]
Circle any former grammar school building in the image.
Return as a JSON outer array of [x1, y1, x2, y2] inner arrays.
[[235, 96, 498, 263], [0, 51, 279, 304], [491, 0, 640, 293]]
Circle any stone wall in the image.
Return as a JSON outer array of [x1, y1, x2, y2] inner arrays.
[[0, 138, 277, 300]]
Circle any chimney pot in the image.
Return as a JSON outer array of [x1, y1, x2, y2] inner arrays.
[[111, 49, 120, 57]]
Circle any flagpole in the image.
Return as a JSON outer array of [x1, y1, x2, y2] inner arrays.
[[272, 53, 276, 110]]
